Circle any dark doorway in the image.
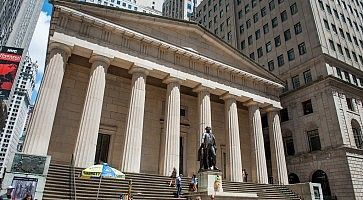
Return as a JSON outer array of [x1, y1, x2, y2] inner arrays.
[[312, 170, 332, 200], [94, 133, 111, 164], [288, 173, 300, 184]]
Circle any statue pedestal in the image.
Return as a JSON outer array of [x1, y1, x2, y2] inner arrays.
[[198, 171, 223, 193], [188, 171, 258, 199]]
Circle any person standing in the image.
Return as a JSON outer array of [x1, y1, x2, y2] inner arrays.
[[242, 169, 248, 182], [176, 174, 182, 198], [0, 185, 15, 200]]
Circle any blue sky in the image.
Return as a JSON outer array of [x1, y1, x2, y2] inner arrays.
[[42, 1, 53, 15], [29, 1, 53, 103]]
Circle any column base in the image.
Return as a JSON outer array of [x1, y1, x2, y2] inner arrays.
[[1, 152, 51, 200]]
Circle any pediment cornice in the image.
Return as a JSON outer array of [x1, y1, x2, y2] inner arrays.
[[54, 5, 284, 91]]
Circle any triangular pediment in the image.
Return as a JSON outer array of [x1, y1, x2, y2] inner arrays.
[[53, 0, 283, 86]]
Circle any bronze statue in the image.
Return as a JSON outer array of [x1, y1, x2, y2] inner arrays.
[[198, 126, 219, 171]]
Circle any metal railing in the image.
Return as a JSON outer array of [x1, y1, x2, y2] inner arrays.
[[70, 154, 77, 200]]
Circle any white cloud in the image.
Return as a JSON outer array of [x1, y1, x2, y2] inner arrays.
[[28, 11, 51, 103]]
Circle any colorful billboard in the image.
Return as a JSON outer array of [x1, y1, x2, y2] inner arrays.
[[0, 46, 23, 99]]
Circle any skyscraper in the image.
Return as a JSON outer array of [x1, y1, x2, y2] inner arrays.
[[162, 0, 200, 20], [196, 0, 363, 199], [0, 0, 23, 47], [0, 55, 37, 173], [79, 0, 162, 15]]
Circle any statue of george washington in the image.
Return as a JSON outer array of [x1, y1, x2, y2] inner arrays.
[[198, 126, 219, 171]]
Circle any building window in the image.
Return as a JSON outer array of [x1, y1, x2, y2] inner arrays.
[[290, 3, 298, 15], [323, 19, 330, 30], [294, 22, 302, 34], [292, 75, 300, 89], [352, 120, 363, 149], [257, 47, 263, 58], [248, 35, 253, 45], [283, 136, 295, 156], [281, 10, 288, 22], [302, 99, 313, 115], [307, 129, 321, 151], [277, 54, 284, 66], [255, 29, 261, 40], [329, 40, 335, 51], [253, 13, 259, 23], [261, 7, 267, 17], [272, 17, 278, 28], [280, 108, 289, 122], [346, 97, 354, 111], [345, 48, 351, 59], [298, 42, 306, 55], [287, 49, 295, 61], [246, 19, 251, 29], [275, 36, 281, 47], [263, 23, 269, 34], [343, 71, 350, 83], [266, 41, 272, 52], [337, 44, 343, 55], [250, 52, 255, 60], [284, 29, 291, 41], [269, 0, 275, 10], [304, 70, 312, 84], [241, 40, 246, 50], [268, 60, 274, 71]]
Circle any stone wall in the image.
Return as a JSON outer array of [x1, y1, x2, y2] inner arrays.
[[287, 148, 355, 200]]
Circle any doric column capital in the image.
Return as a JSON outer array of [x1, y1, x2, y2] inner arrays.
[[129, 66, 149, 76], [89, 54, 112, 71], [220, 93, 238, 101], [265, 106, 281, 113], [192, 84, 214, 93], [243, 99, 262, 107], [48, 42, 72, 62], [163, 76, 183, 85]]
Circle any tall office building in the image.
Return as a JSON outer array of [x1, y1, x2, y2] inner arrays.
[[0, 0, 23, 47], [196, 0, 363, 199], [136, 0, 164, 12], [80, 0, 162, 15], [0, 56, 37, 173], [162, 0, 200, 20]]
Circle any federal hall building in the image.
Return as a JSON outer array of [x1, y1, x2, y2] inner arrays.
[[24, 0, 292, 188]]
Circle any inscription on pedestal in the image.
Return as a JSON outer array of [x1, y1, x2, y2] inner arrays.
[[11, 153, 47, 175]]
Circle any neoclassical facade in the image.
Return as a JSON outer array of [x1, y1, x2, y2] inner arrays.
[[24, 0, 288, 184]]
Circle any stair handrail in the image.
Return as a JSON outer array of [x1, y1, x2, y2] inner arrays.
[[70, 154, 77, 200]]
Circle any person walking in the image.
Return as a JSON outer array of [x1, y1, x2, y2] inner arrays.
[[169, 167, 177, 187], [189, 174, 198, 192], [176, 174, 182, 198]]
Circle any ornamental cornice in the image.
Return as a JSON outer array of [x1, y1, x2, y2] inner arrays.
[[55, 5, 284, 90]]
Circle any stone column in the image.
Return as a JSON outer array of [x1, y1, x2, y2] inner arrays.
[[160, 77, 181, 176], [267, 108, 288, 185], [222, 94, 243, 182], [193, 85, 212, 144], [121, 67, 149, 173], [23, 42, 72, 155], [246, 101, 268, 184], [74, 55, 110, 168]]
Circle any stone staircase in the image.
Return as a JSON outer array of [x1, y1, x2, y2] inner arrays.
[[43, 164, 301, 200]]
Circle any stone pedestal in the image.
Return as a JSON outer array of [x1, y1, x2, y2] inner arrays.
[[1, 153, 51, 200], [198, 171, 223, 194], [191, 171, 258, 200]]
